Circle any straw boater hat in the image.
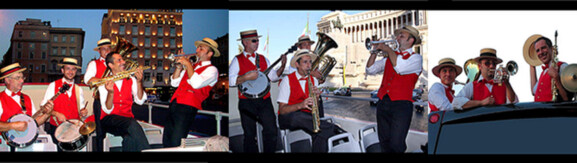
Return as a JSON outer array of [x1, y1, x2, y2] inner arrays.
[[0, 63, 27, 80], [474, 48, 503, 64], [522, 34, 545, 66], [93, 38, 111, 51], [57, 57, 82, 69], [432, 58, 463, 78], [394, 26, 422, 45], [194, 37, 221, 57], [290, 49, 317, 68], [296, 35, 315, 46], [237, 29, 262, 41]]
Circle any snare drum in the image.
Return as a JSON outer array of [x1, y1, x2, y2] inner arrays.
[[1, 114, 39, 148], [54, 119, 87, 151]]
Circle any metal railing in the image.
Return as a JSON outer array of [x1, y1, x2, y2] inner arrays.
[[144, 102, 229, 136]]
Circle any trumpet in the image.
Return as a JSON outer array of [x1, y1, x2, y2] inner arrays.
[[493, 61, 518, 84], [168, 53, 198, 68], [365, 37, 398, 57]]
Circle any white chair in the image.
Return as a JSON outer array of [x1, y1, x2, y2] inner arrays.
[[327, 132, 361, 153], [358, 124, 381, 153], [228, 124, 244, 153], [283, 129, 312, 153]]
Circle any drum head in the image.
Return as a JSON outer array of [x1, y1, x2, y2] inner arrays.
[[3, 114, 38, 148], [55, 119, 83, 142], [239, 72, 270, 99]]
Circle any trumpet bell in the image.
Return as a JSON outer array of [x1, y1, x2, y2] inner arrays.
[[523, 34, 545, 66], [561, 63, 577, 92]]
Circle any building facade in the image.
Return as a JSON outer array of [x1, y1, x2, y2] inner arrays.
[[3, 18, 85, 83], [316, 10, 428, 93], [101, 9, 183, 87]]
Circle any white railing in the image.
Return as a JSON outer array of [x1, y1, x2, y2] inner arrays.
[[144, 102, 229, 136]]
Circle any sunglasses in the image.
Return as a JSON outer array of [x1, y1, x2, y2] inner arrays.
[[251, 39, 259, 43]]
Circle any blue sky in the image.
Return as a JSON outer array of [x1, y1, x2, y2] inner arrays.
[[0, 9, 228, 73]]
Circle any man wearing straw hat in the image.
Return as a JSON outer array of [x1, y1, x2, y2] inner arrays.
[[97, 52, 149, 152], [83, 38, 111, 152], [163, 37, 220, 148], [277, 49, 344, 152], [229, 29, 284, 153], [365, 25, 422, 153], [41, 58, 87, 151], [527, 36, 571, 102], [0, 63, 53, 131], [429, 58, 462, 112], [452, 48, 518, 110]]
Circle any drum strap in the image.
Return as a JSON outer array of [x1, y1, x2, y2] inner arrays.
[[20, 93, 26, 113]]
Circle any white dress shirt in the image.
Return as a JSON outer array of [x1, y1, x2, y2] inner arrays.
[[277, 72, 319, 104], [83, 57, 106, 85], [428, 82, 454, 111], [98, 76, 147, 114], [452, 76, 519, 110], [229, 51, 281, 86], [171, 61, 218, 89], [365, 48, 422, 76]]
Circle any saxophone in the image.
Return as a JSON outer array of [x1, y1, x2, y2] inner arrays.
[[552, 30, 559, 102], [307, 71, 321, 133], [89, 66, 151, 87]]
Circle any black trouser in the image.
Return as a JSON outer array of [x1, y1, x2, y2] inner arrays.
[[376, 95, 413, 153], [162, 100, 198, 147], [278, 111, 344, 153], [238, 97, 278, 153], [101, 114, 151, 152], [92, 98, 104, 152]]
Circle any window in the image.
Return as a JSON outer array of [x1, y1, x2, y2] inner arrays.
[[132, 26, 138, 36], [145, 49, 151, 58], [71, 36, 76, 43], [62, 36, 67, 42], [156, 73, 163, 82], [70, 48, 76, 56], [52, 47, 58, 56], [144, 72, 151, 82], [119, 25, 125, 35], [170, 27, 175, 36], [157, 27, 163, 36], [157, 60, 163, 68], [158, 49, 164, 59], [170, 39, 175, 48], [41, 65, 45, 73], [145, 26, 150, 36], [61, 47, 66, 56], [157, 38, 163, 47], [53, 35, 58, 42], [145, 37, 150, 47]]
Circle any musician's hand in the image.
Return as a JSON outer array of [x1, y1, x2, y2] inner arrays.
[[311, 70, 322, 80], [301, 97, 315, 111], [43, 100, 54, 114], [105, 81, 115, 92], [243, 71, 259, 81], [79, 108, 88, 117], [54, 111, 67, 123], [134, 67, 144, 82], [374, 42, 393, 55], [280, 54, 287, 66], [481, 96, 495, 106], [11, 121, 27, 132], [548, 63, 559, 79]]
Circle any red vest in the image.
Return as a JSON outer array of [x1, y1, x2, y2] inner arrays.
[[100, 78, 134, 119], [377, 56, 420, 102], [429, 85, 454, 112], [0, 91, 33, 122], [170, 65, 214, 110], [473, 80, 507, 105], [50, 80, 79, 126], [535, 61, 565, 102], [94, 59, 107, 78], [286, 73, 314, 113], [236, 53, 271, 99]]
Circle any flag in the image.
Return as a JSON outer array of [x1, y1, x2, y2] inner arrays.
[[263, 32, 269, 53], [300, 13, 310, 37]]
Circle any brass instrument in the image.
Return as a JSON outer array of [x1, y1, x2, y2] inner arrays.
[[494, 61, 518, 84], [311, 32, 338, 80], [168, 53, 198, 68], [93, 36, 138, 89], [463, 59, 480, 83], [306, 71, 320, 133], [551, 31, 559, 102], [89, 66, 151, 87], [365, 37, 398, 57]]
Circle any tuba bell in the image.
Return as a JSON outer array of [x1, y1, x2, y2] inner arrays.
[[93, 36, 139, 89], [311, 32, 339, 80], [463, 59, 480, 83]]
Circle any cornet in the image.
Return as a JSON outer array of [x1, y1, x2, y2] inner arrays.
[[365, 37, 398, 57], [168, 53, 198, 68], [493, 61, 518, 84]]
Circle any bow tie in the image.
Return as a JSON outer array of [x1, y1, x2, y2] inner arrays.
[[193, 62, 203, 68], [299, 77, 308, 81], [445, 87, 455, 95], [11, 91, 21, 97], [247, 53, 256, 58], [395, 51, 412, 60], [481, 79, 494, 85]]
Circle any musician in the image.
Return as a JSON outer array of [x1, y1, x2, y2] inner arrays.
[[429, 58, 462, 111], [0, 63, 53, 131], [97, 52, 150, 151], [365, 25, 422, 153], [229, 29, 284, 153], [41, 58, 87, 151], [163, 38, 220, 147], [452, 48, 518, 110], [83, 38, 111, 152], [277, 49, 343, 153], [529, 36, 571, 102]]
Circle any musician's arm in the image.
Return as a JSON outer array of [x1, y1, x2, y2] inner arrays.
[[394, 54, 422, 75], [229, 57, 240, 86], [132, 77, 147, 105], [529, 65, 537, 96], [99, 84, 114, 114], [32, 98, 51, 125], [267, 57, 282, 82], [84, 61, 99, 85], [189, 66, 218, 89], [40, 82, 56, 106], [366, 57, 386, 75]]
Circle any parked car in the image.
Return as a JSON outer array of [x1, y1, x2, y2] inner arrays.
[[333, 87, 351, 96], [369, 88, 424, 107]]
